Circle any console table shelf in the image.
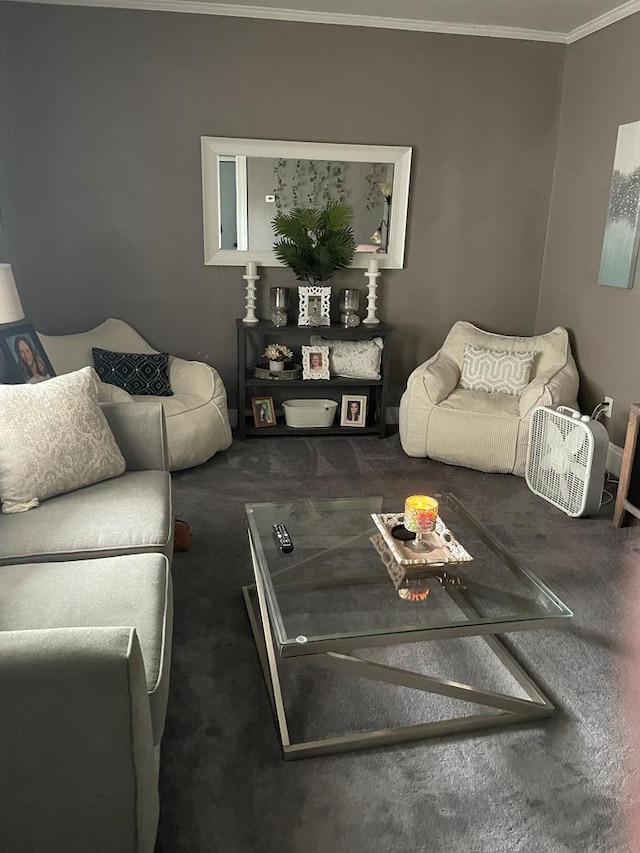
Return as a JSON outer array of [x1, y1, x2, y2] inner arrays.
[[244, 376, 382, 387], [241, 420, 381, 438], [236, 319, 392, 439]]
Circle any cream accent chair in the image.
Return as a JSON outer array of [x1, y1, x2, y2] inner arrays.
[[39, 319, 232, 471], [399, 321, 580, 476]]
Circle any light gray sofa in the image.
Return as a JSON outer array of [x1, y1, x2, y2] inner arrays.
[[0, 401, 173, 853]]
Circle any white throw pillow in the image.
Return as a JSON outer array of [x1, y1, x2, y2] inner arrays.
[[0, 366, 126, 513], [309, 335, 384, 380], [459, 345, 535, 396]]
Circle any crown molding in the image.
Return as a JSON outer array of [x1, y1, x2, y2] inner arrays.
[[4, 0, 567, 42], [566, 0, 640, 43], [6, 0, 640, 44]]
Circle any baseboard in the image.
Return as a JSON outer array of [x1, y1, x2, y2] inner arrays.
[[607, 442, 623, 478]]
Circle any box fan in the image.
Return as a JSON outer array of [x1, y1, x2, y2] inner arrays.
[[525, 405, 609, 517]]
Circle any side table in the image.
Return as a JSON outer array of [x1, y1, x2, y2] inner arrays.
[[613, 403, 640, 527]]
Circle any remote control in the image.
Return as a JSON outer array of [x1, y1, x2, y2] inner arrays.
[[273, 523, 294, 553]]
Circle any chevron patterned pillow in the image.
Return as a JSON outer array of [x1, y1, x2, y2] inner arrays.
[[92, 347, 173, 396], [459, 344, 535, 396]]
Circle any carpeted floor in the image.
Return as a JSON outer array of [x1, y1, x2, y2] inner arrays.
[[156, 433, 640, 853]]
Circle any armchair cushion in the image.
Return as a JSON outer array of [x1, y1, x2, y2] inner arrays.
[[0, 367, 125, 514], [422, 352, 460, 405], [459, 344, 535, 395], [92, 347, 173, 397], [519, 362, 581, 418]]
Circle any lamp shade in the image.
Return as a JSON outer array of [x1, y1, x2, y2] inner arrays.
[[0, 264, 25, 324]]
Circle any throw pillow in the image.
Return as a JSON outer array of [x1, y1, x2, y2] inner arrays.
[[0, 366, 126, 513], [92, 348, 173, 396], [309, 335, 384, 380], [459, 345, 535, 395]]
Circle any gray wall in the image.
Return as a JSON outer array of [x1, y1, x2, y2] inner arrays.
[[0, 3, 564, 406], [0, 30, 24, 289], [538, 14, 640, 446]]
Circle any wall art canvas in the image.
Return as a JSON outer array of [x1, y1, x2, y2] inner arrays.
[[599, 120, 640, 288]]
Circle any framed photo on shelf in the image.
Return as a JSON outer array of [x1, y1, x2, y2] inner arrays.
[[252, 396, 277, 428], [302, 345, 330, 380], [298, 285, 331, 327], [340, 395, 367, 427], [0, 322, 55, 385]]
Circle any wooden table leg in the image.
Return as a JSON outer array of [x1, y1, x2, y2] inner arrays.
[[613, 404, 640, 528]]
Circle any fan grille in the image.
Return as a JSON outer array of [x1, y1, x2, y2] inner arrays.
[[527, 408, 594, 516]]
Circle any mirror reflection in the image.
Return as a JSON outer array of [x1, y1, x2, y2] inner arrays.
[[219, 156, 394, 253]]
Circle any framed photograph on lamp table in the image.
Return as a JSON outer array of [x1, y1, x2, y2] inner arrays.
[[0, 322, 55, 385]]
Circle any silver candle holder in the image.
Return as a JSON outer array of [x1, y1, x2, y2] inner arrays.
[[339, 288, 361, 327], [270, 287, 290, 327]]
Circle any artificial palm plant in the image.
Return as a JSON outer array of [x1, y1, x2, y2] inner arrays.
[[272, 201, 356, 285]]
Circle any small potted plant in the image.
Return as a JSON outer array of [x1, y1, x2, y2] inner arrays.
[[264, 343, 293, 374]]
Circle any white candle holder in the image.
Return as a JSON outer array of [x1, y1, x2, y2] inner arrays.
[[242, 263, 259, 324], [363, 260, 381, 325]]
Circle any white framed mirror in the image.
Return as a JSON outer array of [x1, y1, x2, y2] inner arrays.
[[201, 137, 412, 269]]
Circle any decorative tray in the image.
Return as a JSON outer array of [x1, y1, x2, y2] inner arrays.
[[370, 512, 473, 570], [370, 513, 473, 590], [254, 362, 302, 380]]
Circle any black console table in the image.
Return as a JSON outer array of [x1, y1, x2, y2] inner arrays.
[[236, 319, 392, 439]]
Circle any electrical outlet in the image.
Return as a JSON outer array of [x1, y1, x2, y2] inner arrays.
[[603, 396, 613, 418]]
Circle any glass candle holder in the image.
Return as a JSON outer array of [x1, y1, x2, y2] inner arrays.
[[403, 495, 439, 552], [270, 287, 290, 327], [339, 288, 361, 328]]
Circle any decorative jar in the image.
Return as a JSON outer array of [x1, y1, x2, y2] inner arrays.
[[270, 287, 290, 327], [339, 288, 361, 327]]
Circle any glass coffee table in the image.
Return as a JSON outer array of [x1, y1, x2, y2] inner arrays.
[[243, 494, 572, 759]]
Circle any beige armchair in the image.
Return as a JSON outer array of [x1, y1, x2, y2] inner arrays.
[[399, 321, 579, 476], [40, 319, 232, 471]]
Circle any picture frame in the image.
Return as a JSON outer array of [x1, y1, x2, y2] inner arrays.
[[0, 322, 55, 385], [298, 285, 331, 326], [302, 345, 330, 380], [251, 396, 277, 428], [340, 395, 367, 427]]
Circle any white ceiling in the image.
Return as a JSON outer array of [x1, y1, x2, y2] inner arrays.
[[8, 0, 640, 42]]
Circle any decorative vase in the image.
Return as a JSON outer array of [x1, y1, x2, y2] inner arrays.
[[270, 287, 290, 327], [339, 288, 361, 327], [269, 360, 285, 373]]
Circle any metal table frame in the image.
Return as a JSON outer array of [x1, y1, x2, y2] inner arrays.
[[243, 528, 566, 760]]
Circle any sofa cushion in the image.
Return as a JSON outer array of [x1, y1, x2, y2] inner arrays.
[[0, 553, 172, 744], [0, 470, 172, 565], [0, 366, 126, 514], [92, 348, 173, 397], [459, 345, 534, 395]]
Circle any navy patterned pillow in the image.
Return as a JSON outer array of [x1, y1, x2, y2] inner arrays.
[[92, 348, 173, 396]]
